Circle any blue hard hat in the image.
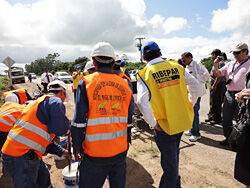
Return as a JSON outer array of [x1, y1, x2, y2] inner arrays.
[[75, 64, 81, 69], [120, 61, 126, 66], [142, 41, 160, 55]]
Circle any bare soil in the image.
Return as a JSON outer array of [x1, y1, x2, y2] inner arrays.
[[0, 80, 244, 188]]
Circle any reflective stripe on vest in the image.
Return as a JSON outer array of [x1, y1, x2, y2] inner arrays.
[[0, 110, 17, 122], [0, 118, 13, 127], [85, 129, 127, 142], [8, 130, 46, 153], [15, 119, 53, 143], [71, 122, 86, 128], [87, 116, 127, 126]]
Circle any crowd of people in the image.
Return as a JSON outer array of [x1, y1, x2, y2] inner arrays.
[[0, 41, 249, 188]]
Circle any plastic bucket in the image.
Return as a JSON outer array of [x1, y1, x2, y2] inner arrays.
[[62, 162, 79, 188]]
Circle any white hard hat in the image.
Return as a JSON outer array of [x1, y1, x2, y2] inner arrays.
[[48, 80, 68, 91], [90, 42, 116, 60], [84, 61, 95, 72], [5, 93, 19, 104]]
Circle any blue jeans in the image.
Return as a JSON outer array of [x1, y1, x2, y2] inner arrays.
[[191, 97, 201, 136], [79, 155, 126, 188], [154, 130, 183, 188], [2, 153, 52, 188], [222, 91, 239, 139]]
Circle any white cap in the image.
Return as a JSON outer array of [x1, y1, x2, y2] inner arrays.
[[5, 93, 19, 104], [90, 42, 116, 61], [48, 80, 68, 91], [84, 61, 95, 72]]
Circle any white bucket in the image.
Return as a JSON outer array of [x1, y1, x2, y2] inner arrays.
[[62, 162, 79, 188]]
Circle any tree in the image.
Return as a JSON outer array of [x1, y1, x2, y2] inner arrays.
[[201, 57, 213, 73]]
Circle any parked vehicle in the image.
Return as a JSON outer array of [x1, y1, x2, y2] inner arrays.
[[9, 67, 25, 84], [54, 72, 73, 83], [30, 73, 37, 79]]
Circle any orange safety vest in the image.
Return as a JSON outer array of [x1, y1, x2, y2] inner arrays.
[[2, 95, 56, 159], [118, 72, 131, 82], [83, 72, 132, 157], [3, 88, 28, 104], [0, 102, 24, 132]]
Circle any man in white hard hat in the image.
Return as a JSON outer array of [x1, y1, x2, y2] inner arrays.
[[4, 88, 33, 104], [2, 80, 71, 188], [71, 42, 134, 188], [84, 60, 96, 75]]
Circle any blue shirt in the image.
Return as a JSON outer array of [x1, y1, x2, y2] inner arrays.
[[37, 94, 70, 156], [71, 67, 134, 158]]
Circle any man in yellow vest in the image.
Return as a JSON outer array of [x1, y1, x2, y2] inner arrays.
[[72, 64, 84, 102], [137, 41, 199, 188], [71, 42, 133, 188]]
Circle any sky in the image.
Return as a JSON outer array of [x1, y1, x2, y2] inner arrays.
[[0, 0, 249, 74]]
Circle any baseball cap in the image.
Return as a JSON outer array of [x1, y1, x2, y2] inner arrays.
[[75, 64, 81, 69], [142, 41, 160, 55], [84, 61, 95, 72], [210, 49, 221, 56], [231, 43, 248, 52]]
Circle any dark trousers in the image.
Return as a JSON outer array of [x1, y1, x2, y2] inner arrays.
[[0, 131, 8, 150], [2, 153, 52, 188], [74, 89, 77, 102], [208, 81, 226, 122], [154, 130, 183, 188], [191, 97, 201, 136], [41, 83, 48, 93], [79, 156, 126, 188], [222, 91, 240, 139]]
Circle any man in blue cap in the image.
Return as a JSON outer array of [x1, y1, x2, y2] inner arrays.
[[120, 61, 131, 79], [137, 41, 199, 188], [72, 64, 84, 102]]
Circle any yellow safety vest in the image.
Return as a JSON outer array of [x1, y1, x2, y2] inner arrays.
[[72, 72, 84, 89], [137, 60, 194, 135]]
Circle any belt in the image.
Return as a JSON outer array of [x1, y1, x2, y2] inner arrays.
[[228, 90, 241, 95]]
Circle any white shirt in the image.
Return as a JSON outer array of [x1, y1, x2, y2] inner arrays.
[[137, 57, 200, 128], [41, 72, 54, 83], [185, 60, 210, 96]]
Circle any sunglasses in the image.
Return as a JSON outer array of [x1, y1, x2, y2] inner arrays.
[[233, 51, 241, 55]]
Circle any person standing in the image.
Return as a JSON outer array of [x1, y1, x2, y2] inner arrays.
[[28, 73, 32, 83], [120, 61, 131, 79], [234, 70, 250, 188], [213, 42, 250, 145], [71, 42, 133, 188], [83, 61, 96, 75], [181, 52, 210, 142], [41, 68, 54, 93], [205, 49, 227, 124], [1, 80, 71, 188], [72, 64, 84, 101], [137, 41, 199, 188]]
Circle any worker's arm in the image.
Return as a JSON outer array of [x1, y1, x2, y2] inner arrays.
[[213, 58, 224, 78], [127, 90, 134, 144], [72, 72, 78, 80], [136, 77, 157, 129], [71, 79, 88, 155], [184, 70, 200, 105], [46, 142, 65, 157], [37, 97, 71, 136], [196, 62, 210, 84], [25, 90, 33, 100]]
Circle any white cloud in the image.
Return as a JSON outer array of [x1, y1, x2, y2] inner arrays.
[[195, 13, 201, 23], [211, 0, 250, 35]]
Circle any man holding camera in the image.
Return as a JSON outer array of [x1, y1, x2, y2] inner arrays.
[[213, 43, 250, 146]]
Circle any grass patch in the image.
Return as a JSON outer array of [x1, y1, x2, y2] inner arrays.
[[0, 76, 10, 105], [137, 146, 159, 158], [128, 152, 137, 158]]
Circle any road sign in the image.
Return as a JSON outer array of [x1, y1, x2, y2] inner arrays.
[[2, 56, 15, 68]]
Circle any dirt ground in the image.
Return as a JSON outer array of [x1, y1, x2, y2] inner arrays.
[[0, 80, 245, 188]]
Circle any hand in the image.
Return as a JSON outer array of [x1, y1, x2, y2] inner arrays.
[[213, 57, 221, 66], [211, 84, 216, 92], [62, 150, 72, 160], [74, 150, 83, 162], [154, 122, 163, 131], [235, 89, 250, 102]]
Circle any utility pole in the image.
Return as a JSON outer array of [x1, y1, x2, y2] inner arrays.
[[135, 37, 145, 63]]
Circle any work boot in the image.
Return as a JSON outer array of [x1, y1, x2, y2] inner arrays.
[[219, 139, 229, 146]]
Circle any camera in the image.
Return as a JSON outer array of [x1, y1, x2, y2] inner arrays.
[[218, 56, 224, 61], [226, 79, 232, 85]]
